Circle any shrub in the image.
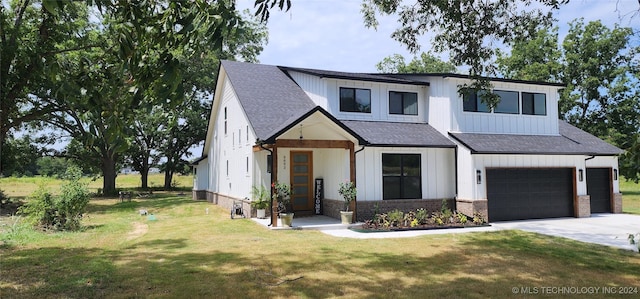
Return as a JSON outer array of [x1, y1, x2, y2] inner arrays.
[[387, 209, 404, 227], [0, 189, 9, 208], [19, 166, 90, 231]]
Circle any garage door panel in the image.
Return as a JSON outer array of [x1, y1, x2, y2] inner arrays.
[[587, 168, 611, 213], [487, 168, 574, 222]]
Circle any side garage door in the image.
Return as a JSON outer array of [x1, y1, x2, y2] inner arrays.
[[586, 168, 611, 213], [486, 168, 574, 222]]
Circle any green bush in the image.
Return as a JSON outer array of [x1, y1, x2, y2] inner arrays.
[[19, 166, 90, 231], [0, 189, 9, 208]]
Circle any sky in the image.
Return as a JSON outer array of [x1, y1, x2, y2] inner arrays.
[[236, 0, 640, 73]]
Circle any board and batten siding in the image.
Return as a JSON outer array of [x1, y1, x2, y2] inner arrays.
[[299, 78, 428, 123], [356, 147, 456, 201], [586, 156, 620, 193], [209, 76, 256, 200], [193, 159, 209, 191]]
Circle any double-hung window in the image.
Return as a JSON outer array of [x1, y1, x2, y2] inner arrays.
[[340, 87, 371, 113], [389, 91, 418, 115], [382, 154, 422, 200], [522, 92, 547, 115]]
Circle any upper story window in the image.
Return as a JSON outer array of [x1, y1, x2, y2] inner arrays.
[[522, 92, 547, 115], [493, 90, 519, 114], [224, 107, 228, 135], [463, 90, 547, 116], [389, 91, 418, 115], [340, 87, 371, 113], [463, 91, 490, 113]]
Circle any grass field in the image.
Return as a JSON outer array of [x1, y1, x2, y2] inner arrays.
[[0, 173, 193, 198], [621, 179, 640, 214], [1, 193, 639, 298], [1, 176, 639, 298]]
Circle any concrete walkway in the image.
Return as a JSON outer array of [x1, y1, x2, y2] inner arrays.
[[251, 214, 640, 251]]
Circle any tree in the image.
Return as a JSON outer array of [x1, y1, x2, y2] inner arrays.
[[1, 135, 41, 177], [361, 0, 571, 105], [376, 52, 457, 73], [496, 20, 639, 181]]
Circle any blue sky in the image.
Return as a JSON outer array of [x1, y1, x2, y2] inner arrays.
[[237, 0, 640, 72]]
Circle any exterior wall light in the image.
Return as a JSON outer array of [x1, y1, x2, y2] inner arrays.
[[476, 170, 482, 184], [578, 169, 584, 182], [614, 169, 618, 181]]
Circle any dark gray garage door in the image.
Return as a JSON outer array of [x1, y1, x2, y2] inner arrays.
[[486, 168, 574, 222], [586, 168, 611, 213]]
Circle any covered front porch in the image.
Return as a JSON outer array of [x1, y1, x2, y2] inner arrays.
[[254, 107, 364, 227]]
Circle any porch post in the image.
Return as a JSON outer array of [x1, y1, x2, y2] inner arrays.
[[271, 145, 278, 227], [349, 142, 356, 222]]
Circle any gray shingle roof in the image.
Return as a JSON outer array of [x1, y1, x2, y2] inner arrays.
[[342, 120, 456, 147], [280, 66, 429, 86], [222, 60, 315, 140], [449, 120, 622, 155]]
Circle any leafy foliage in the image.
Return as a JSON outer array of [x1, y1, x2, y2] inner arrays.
[[362, 0, 570, 108], [338, 181, 357, 211], [376, 52, 457, 73], [19, 166, 90, 231], [250, 185, 270, 209], [496, 20, 639, 181]]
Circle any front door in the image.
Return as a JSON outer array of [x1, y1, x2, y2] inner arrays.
[[290, 151, 313, 214]]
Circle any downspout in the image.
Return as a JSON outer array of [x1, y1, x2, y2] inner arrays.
[[454, 146, 459, 203], [259, 141, 274, 227]]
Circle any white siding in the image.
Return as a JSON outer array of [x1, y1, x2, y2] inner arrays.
[[448, 78, 561, 135], [208, 76, 256, 200], [356, 147, 456, 201], [288, 71, 328, 108], [193, 160, 209, 190]]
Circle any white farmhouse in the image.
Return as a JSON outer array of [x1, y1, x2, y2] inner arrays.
[[193, 60, 622, 226]]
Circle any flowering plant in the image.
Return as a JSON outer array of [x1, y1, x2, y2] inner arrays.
[[338, 181, 357, 211]]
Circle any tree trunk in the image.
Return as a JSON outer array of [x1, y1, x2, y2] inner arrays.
[[0, 131, 4, 177], [101, 154, 117, 196], [164, 166, 173, 189], [141, 154, 149, 189]]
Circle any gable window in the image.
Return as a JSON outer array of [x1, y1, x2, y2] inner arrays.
[[522, 92, 547, 115], [463, 91, 490, 113], [224, 107, 228, 135], [382, 154, 422, 200], [389, 91, 418, 115], [340, 87, 371, 113], [494, 90, 519, 114]]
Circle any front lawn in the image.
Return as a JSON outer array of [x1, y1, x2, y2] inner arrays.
[[1, 193, 639, 298], [622, 179, 640, 215]]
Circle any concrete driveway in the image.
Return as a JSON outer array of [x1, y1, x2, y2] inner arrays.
[[491, 214, 640, 252]]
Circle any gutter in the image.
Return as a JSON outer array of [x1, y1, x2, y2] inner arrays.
[[258, 140, 274, 227]]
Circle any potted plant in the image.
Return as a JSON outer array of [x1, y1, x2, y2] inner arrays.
[[273, 181, 293, 227], [250, 185, 270, 219], [338, 181, 356, 224]]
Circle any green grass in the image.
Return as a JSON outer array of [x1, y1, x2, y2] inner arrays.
[[1, 193, 639, 298], [0, 173, 193, 198], [621, 178, 640, 215]]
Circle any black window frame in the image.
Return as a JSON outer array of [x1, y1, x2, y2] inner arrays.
[[339, 87, 371, 113], [522, 92, 547, 116], [493, 90, 520, 114], [382, 153, 422, 200], [462, 90, 490, 113], [389, 91, 419, 115]]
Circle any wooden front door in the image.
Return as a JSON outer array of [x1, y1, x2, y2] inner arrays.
[[290, 151, 313, 214]]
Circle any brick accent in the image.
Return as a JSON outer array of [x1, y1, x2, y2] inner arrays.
[[322, 198, 344, 220], [192, 190, 207, 201], [575, 195, 591, 218], [456, 199, 487, 222], [356, 198, 455, 222], [613, 193, 623, 213]]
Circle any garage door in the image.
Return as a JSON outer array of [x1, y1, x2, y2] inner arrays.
[[586, 168, 611, 213], [486, 168, 574, 222]]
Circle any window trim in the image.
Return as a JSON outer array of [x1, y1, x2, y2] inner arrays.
[[339, 87, 372, 113], [522, 92, 547, 116], [493, 90, 520, 115], [382, 153, 422, 200], [389, 91, 419, 116]]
